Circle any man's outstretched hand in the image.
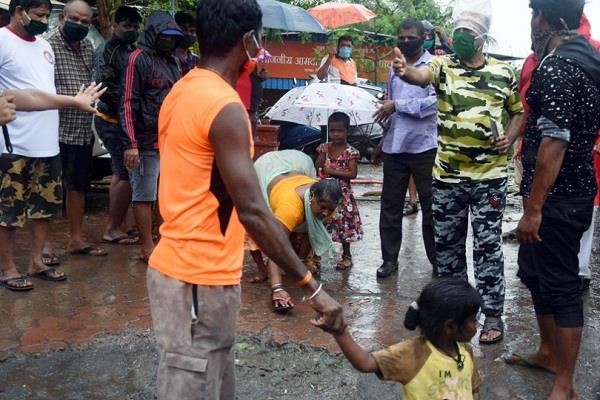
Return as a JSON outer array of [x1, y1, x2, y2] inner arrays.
[[73, 82, 106, 113]]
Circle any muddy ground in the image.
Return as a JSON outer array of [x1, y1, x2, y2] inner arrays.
[[1, 164, 599, 400]]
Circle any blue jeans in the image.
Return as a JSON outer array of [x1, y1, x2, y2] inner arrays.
[[129, 150, 159, 202]]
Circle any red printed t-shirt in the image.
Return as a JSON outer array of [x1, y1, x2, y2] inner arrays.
[[149, 68, 253, 285]]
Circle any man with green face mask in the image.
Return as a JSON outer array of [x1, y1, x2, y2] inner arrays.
[[120, 11, 182, 263], [46, 0, 107, 258], [393, 8, 525, 345]]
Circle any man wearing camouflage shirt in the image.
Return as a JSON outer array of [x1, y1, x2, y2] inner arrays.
[[392, 9, 524, 344]]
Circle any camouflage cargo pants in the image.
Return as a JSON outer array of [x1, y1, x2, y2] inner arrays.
[[433, 178, 507, 317]]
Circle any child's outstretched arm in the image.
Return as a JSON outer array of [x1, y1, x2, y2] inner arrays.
[[334, 328, 380, 374]]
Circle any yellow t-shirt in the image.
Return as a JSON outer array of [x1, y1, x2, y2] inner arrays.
[[372, 336, 481, 400], [268, 175, 317, 232]]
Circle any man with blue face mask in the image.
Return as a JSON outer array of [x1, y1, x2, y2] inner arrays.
[[317, 35, 358, 86]]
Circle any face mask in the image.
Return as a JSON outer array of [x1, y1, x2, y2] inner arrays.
[[397, 39, 424, 57], [155, 37, 177, 54], [62, 20, 89, 42], [452, 31, 480, 61], [531, 28, 557, 59], [239, 33, 261, 80], [423, 38, 435, 50], [179, 34, 196, 49], [338, 46, 352, 59], [122, 30, 138, 44], [22, 11, 48, 36]]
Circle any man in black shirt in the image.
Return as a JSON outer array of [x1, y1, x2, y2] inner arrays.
[[512, 0, 600, 397], [93, 6, 141, 244]]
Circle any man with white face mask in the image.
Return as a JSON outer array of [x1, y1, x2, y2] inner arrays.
[[392, 3, 525, 345]]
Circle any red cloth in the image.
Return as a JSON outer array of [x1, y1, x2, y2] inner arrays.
[[519, 13, 600, 205], [235, 76, 252, 110]]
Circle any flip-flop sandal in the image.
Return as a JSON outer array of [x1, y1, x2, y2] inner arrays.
[[29, 267, 67, 282], [272, 290, 294, 314], [101, 235, 140, 245], [68, 246, 108, 257], [42, 253, 60, 266], [126, 228, 139, 237], [480, 316, 504, 344], [0, 275, 34, 291], [502, 351, 555, 374]]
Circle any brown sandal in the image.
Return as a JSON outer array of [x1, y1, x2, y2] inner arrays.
[[336, 255, 353, 270]]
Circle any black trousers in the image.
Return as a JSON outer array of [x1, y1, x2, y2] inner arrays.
[[518, 196, 594, 328], [379, 149, 436, 265]]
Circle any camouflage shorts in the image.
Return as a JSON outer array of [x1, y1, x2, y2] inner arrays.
[[0, 154, 63, 228]]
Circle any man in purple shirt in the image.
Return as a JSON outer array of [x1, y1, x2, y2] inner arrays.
[[373, 18, 438, 278]]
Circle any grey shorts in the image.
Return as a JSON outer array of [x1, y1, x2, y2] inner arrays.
[[129, 150, 159, 202], [147, 267, 241, 400]]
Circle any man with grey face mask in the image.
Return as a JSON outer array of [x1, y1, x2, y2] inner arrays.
[[392, 4, 525, 345]]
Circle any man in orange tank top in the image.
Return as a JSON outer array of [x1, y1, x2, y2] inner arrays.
[[147, 1, 344, 399]]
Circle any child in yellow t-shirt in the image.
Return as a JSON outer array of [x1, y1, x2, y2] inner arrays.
[[324, 279, 483, 400]]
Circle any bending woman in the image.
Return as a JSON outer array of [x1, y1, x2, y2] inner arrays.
[[254, 150, 342, 313]]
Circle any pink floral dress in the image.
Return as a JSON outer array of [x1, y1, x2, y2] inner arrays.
[[317, 143, 363, 243]]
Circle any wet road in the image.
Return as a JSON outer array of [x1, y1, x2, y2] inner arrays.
[[1, 164, 599, 399]]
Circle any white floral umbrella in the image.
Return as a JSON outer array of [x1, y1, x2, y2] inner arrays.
[[266, 83, 379, 128]]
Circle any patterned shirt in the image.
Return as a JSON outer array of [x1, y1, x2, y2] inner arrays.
[[426, 55, 523, 183], [45, 28, 94, 145], [521, 53, 600, 198]]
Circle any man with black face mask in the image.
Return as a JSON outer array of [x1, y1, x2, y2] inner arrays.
[[174, 11, 198, 76], [46, 0, 107, 258], [93, 5, 142, 246], [120, 11, 182, 264], [372, 18, 438, 280]]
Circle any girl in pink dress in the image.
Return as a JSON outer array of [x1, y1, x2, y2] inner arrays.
[[316, 112, 363, 269]]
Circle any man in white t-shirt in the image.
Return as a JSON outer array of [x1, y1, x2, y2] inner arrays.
[[0, 0, 66, 291]]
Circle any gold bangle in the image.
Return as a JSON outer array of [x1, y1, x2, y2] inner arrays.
[[296, 271, 313, 287]]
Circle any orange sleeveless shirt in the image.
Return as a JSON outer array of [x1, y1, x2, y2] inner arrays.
[[149, 69, 253, 286]]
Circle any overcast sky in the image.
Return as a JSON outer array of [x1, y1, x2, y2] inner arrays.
[[437, 0, 600, 57]]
